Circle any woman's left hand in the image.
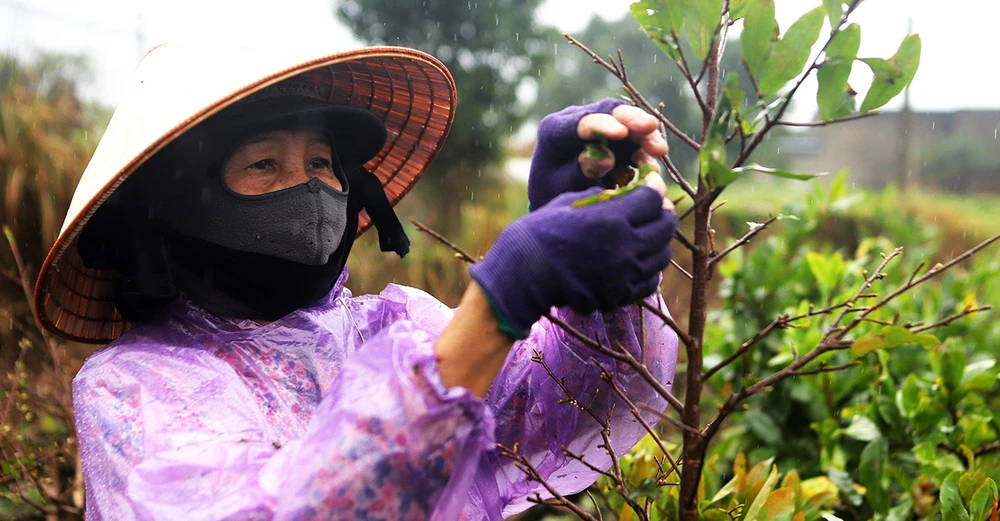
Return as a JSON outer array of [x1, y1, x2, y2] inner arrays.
[[527, 99, 670, 211]]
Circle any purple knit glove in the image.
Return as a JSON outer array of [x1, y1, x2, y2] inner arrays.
[[470, 186, 677, 339], [527, 98, 641, 211]]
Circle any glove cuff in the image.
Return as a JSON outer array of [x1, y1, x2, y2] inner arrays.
[[469, 221, 555, 339]]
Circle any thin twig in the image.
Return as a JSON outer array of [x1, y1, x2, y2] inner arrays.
[[637, 299, 691, 347], [703, 315, 788, 379], [673, 229, 697, 253], [499, 445, 601, 521], [671, 260, 694, 280], [604, 372, 682, 478], [792, 361, 860, 376], [408, 218, 477, 263], [776, 111, 880, 127], [709, 215, 778, 265], [564, 33, 701, 152], [911, 306, 991, 334]]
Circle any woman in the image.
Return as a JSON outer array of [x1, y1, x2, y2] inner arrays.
[[33, 42, 678, 520]]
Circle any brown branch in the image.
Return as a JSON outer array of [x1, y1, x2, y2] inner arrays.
[[604, 371, 682, 478], [912, 306, 991, 334], [703, 315, 788, 379], [791, 361, 859, 377], [673, 229, 697, 253], [499, 445, 601, 521], [837, 233, 1000, 342], [564, 33, 702, 152], [543, 311, 685, 415], [708, 215, 778, 266], [776, 111, 880, 127], [408, 218, 477, 263], [660, 150, 697, 199], [670, 260, 694, 280], [975, 441, 1000, 457], [638, 299, 692, 348], [635, 402, 702, 436]]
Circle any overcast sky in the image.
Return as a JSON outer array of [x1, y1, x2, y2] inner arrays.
[[1, 0, 998, 124]]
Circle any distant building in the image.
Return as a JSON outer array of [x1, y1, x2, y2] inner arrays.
[[784, 110, 1000, 192]]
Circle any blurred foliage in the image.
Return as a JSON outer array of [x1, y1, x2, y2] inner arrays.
[[699, 174, 1000, 520], [1, 51, 104, 520], [337, 0, 558, 248]]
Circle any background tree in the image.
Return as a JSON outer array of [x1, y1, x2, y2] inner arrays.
[[337, 0, 558, 236]]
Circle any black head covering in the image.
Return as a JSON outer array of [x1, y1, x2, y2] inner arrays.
[[78, 95, 410, 322]]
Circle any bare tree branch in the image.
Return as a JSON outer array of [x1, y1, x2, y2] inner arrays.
[[564, 34, 702, 152], [708, 215, 778, 266], [408, 218, 478, 263]]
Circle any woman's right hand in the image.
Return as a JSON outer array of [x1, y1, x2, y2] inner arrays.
[[470, 174, 676, 339]]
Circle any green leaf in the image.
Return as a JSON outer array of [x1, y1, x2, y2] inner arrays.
[[851, 326, 934, 359], [734, 163, 826, 180], [723, 71, 746, 109], [700, 137, 739, 189], [730, 0, 750, 20], [741, 0, 777, 80], [941, 471, 973, 521], [745, 410, 783, 445], [757, 6, 826, 96], [630, 0, 685, 60], [844, 415, 881, 442], [744, 465, 780, 521], [858, 437, 889, 513], [967, 475, 998, 521], [805, 251, 845, 296], [685, 0, 724, 61], [584, 142, 610, 160], [860, 34, 921, 113], [817, 24, 861, 120], [822, 0, 844, 28]]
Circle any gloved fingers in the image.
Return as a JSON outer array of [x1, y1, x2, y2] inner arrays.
[[577, 145, 616, 181], [627, 275, 662, 302], [608, 185, 668, 226], [605, 105, 669, 156], [577, 112, 632, 142], [634, 246, 673, 278], [548, 186, 605, 208], [634, 214, 678, 256]]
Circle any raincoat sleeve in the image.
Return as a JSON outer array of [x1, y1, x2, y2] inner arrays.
[[463, 291, 679, 520], [73, 321, 493, 521]]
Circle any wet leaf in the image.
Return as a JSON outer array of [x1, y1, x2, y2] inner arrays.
[[817, 24, 861, 120], [758, 6, 826, 96], [822, 0, 845, 27], [942, 471, 973, 521], [742, 0, 777, 79], [734, 163, 826, 180], [685, 0, 724, 61], [860, 34, 921, 113], [844, 415, 881, 442], [859, 437, 889, 513], [744, 465, 780, 520], [631, 0, 685, 60]]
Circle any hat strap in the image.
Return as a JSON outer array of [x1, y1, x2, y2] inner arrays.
[[349, 168, 410, 258]]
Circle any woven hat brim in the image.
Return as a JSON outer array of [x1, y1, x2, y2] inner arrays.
[[33, 46, 456, 344]]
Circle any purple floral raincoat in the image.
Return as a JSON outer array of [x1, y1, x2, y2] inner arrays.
[[73, 268, 678, 520]]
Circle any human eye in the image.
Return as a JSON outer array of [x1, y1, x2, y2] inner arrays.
[[248, 158, 276, 171], [309, 157, 333, 170]]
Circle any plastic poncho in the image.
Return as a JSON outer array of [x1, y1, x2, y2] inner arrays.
[[73, 268, 678, 520]]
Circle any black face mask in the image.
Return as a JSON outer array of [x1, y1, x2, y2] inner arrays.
[[79, 118, 410, 322]]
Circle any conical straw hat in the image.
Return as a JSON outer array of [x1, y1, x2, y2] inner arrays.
[[33, 41, 457, 344]]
